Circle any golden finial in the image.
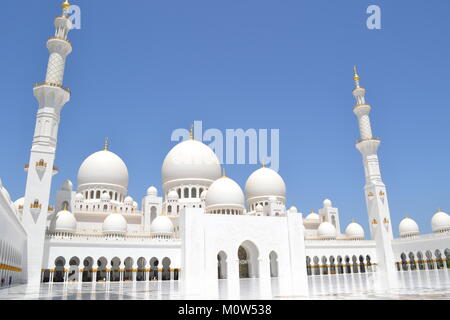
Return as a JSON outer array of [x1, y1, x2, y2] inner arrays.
[[104, 137, 109, 151], [189, 124, 194, 140], [353, 65, 360, 81], [63, 202, 68, 210], [62, 0, 71, 9], [261, 160, 265, 168]]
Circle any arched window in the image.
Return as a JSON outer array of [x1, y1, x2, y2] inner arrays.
[[184, 188, 189, 198], [96, 191, 101, 199], [90, 191, 94, 199], [191, 188, 197, 198], [177, 188, 181, 199], [85, 191, 88, 199], [168, 205, 172, 213]]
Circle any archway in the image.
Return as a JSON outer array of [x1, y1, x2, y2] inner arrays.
[[124, 257, 134, 281], [269, 251, 278, 278], [435, 250, 444, 269], [306, 256, 312, 276], [54, 257, 66, 282], [425, 250, 434, 270], [82, 257, 94, 282], [96, 257, 108, 282], [217, 251, 228, 279], [150, 257, 159, 280], [68, 256, 80, 282], [162, 257, 171, 281], [313, 256, 320, 275], [408, 252, 417, 271], [137, 257, 146, 281], [345, 256, 351, 273], [359, 255, 366, 273], [337, 256, 344, 274], [400, 253, 408, 271], [110, 257, 121, 282], [329, 256, 336, 274], [366, 255, 372, 272], [321, 256, 329, 275], [238, 241, 259, 278], [445, 249, 450, 269]]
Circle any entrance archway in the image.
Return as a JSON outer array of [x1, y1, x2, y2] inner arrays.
[[150, 257, 159, 280], [162, 257, 171, 281], [82, 257, 94, 282], [96, 257, 108, 282], [68, 256, 80, 282], [238, 240, 259, 278], [54, 257, 66, 282], [110, 257, 121, 281]]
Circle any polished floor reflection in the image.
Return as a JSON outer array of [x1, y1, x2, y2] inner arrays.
[[1, 270, 449, 300]]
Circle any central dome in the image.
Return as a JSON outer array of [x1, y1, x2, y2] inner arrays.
[[161, 139, 221, 189], [77, 150, 129, 190]]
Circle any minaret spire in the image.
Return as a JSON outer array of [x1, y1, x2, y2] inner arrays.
[[22, 2, 74, 285], [104, 137, 109, 151], [352, 67, 397, 290]]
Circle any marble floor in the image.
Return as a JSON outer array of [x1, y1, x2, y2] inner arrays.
[[0, 270, 449, 300]]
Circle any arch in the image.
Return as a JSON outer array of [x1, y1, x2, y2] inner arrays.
[[184, 188, 189, 198], [425, 250, 434, 270], [68, 256, 80, 282], [238, 240, 259, 278], [321, 256, 329, 275], [96, 257, 108, 282], [177, 188, 181, 199], [191, 188, 197, 198], [313, 256, 320, 275], [306, 256, 312, 276], [124, 257, 134, 281], [351, 255, 359, 273], [168, 205, 172, 214], [408, 252, 417, 271], [110, 257, 121, 282], [417, 251, 425, 270], [162, 257, 171, 281], [54, 256, 66, 282], [149, 257, 159, 280], [345, 256, 351, 274], [150, 206, 157, 224], [136, 257, 147, 281], [445, 248, 450, 269], [82, 257, 94, 282], [358, 255, 366, 273], [269, 251, 278, 278], [435, 250, 444, 269], [337, 256, 344, 274], [329, 256, 336, 274], [217, 251, 228, 279], [96, 190, 101, 199]]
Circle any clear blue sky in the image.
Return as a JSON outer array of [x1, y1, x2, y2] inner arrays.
[[1, 0, 449, 236]]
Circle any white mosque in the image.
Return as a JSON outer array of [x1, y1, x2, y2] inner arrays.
[[0, 1, 449, 297]]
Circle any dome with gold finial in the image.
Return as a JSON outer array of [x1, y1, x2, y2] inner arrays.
[[62, 0, 71, 9]]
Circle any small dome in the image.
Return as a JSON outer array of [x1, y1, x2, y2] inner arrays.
[[167, 190, 179, 200], [318, 221, 337, 239], [345, 221, 365, 240], [77, 150, 129, 190], [245, 167, 286, 201], [132, 201, 138, 209], [62, 179, 73, 191], [101, 192, 111, 201], [323, 199, 332, 208], [103, 213, 127, 235], [14, 197, 25, 210], [75, 193, 84, 201], [289, 206, 298, 213], [147, 186, 158, 196], [399, 217, 420, 237], [54, 209, 77, 234], [305, 211, 320, 222], [431, 210, 450, 233], [151, 215, 174, 236], [124, 196, 133, 204], [200, 190, 207, 200], [205, 176, 245, 210]]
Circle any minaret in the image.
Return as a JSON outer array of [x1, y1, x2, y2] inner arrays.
[[22, 1, 73, 285], [352, 66, 397, 289]]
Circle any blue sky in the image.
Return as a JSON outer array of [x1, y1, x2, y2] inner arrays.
[[1, 0, 450, 236]]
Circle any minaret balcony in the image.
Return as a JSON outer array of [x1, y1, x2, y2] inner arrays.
[[47, 37, 72, 56], [30, 202, 42, 215], [48, 206, 55, 213], [34, 82, 70, 94], [33, 82, 71, 108], [35, 160, 48, 173]]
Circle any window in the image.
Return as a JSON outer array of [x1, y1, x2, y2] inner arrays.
[[191, 188, 197, 198], [184, 188, 189, 198]]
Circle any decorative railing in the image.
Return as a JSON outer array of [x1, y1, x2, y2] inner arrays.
[[34, 82, 71, 94], [48, 36, 72, 46], [46, 232, 181, 244]]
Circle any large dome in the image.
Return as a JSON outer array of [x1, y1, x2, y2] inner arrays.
[[431, 210, 450, 233], [54, 209, 77, 234], [151, 215, 174, 236], [77, 150, 129, 190], [345, 222, 364, 240], [205, 176, 245, 210], [399, 217, 420, 237], [318, 221, 337, 239], [161, 139, 221, 189], [103, 213, 127, 235], [245, 167, 286, 201]]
